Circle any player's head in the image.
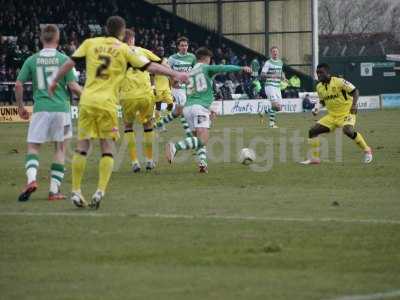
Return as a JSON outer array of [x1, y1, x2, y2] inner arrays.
[[195, 47, 213, 64], [155, 46, 165, 58], [316, 63, 331, 82], [270, 46, 279, 60], [177, 36, 189, 55], [40, 24, 59, 47], [106, 16, 126, 40], [124, 29, 135, 46]]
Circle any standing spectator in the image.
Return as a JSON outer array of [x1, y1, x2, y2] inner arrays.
[[250, 57, 260, 78], [239, 54, 248, 66], [302, 94, 315, 112], [220, 80, 233, 100]]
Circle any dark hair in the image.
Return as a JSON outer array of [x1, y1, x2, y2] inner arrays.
[[40, 24, 59, 43], [177, 36, 189, 46], [317, 63, 330, 71], [106, 16, 126, 38], [124, 29, 135, 43], [154, 46, 164, 57], [195, 47, 213, 60]]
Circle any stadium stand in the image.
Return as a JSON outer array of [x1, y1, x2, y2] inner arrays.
[[0, 0, 311, 103]]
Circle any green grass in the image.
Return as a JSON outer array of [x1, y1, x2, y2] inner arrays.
[[1, 110, 400, 300]]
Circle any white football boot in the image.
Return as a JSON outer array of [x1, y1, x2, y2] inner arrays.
[[71, 191, 87, 208], [364, 147, 373, 164]]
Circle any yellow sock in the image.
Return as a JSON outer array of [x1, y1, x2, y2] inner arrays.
[[143, 129, 154, 161], [72, 152, 87, 192], [98, 155, 114, 193], [354, 132, 369, 151], [308, 138, 320, 160], [125, 130, 138, 162]]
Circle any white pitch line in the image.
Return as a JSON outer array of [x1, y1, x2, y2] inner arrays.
[[0, 211, 400, 225], [329, 289, 400, 300]]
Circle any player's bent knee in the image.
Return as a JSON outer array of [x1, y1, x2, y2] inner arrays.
[[56, 142, 66, 153], [76, 150, 87, 156], [99, 139, 114, 154], [76, 140, 90, 153], [343, 126, 356, 139], [143, 119, 154, 130], [175, 106, 183, 115], [272, 102, 281, 111], [124, 123, 133, 131]]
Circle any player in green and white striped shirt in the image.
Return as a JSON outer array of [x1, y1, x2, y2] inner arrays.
[[261, 46, 287, 128], [15, 24, 81, 202], [155, 37, 196, 136], [166, 47, 251, 173]]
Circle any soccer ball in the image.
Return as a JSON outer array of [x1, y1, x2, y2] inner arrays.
[[239, 148, 256, 165]]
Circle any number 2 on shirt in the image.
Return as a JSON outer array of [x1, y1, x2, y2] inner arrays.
[[96, 55, 111, 79]]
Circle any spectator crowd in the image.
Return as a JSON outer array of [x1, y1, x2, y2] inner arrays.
[[0, 0, 304, 104]]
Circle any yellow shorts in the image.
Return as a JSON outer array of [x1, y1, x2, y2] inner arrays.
[[120, 97, 154, 124], [155, 89, 173, 105], [318, 113, 356, 131], [78, 105, 119, 140]]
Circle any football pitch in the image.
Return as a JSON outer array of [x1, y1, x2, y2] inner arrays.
[[1, 110, 400, 300]]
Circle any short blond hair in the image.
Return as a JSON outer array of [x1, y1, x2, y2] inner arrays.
[[40, 24, 59, 43]]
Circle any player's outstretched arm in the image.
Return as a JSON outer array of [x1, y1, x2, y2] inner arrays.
[[15, 80, 29, 120], [207, 65, 251, 77], [48, 58, 76, 96], [350, 89, 359, 114], [146, 62, 189, 83]]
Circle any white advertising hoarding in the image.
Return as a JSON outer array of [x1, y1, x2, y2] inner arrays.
[[67, 96, 381, 120], [221, 99, 303, 115]]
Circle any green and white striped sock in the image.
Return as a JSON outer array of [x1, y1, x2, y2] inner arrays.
[[175, 137, 203, 151], [267, 107, 276, 125], [156, 112, 177, 129], [196, 146, 207, 167], [25, 153, 39, 184], [180, 116, 193, 137], [50, 163, 64, 194]]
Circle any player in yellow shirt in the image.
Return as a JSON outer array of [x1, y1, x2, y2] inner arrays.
[[153, 46, 174, 132], [120, 29, 161, 172], [49, 16, 189, 209], [301, 63, 373, 165]]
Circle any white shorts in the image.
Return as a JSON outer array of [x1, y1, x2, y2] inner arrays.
[[172, 88, 187, 106], [27, 112, 72, 144], [183, 105, 211, 131], [265, 86, 282, 103]]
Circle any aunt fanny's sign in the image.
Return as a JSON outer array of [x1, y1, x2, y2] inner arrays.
[[224, 99, 303, 115]]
